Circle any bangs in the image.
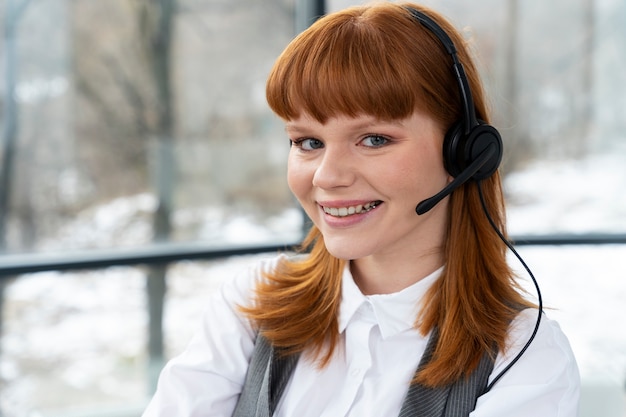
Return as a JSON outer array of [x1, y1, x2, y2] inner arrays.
[[266, 4, 451, 123]]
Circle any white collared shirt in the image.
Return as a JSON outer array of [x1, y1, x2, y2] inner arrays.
[[143, 255, 580, 417]]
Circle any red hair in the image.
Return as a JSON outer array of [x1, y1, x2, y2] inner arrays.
[[240, 2, 532, 387]]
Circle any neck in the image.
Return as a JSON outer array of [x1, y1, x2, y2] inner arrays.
[[350, 247, 444, 295]]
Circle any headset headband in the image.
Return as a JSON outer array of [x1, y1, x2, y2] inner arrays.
[[404, 7, 478, 135]]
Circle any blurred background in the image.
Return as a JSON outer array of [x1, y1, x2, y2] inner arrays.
[[0, 0, 625, 415]]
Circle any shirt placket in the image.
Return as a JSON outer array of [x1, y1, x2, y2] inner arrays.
[[321, 302, 375, 417]]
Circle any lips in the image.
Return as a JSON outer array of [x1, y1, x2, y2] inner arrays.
[[322, 200, 382, 217]]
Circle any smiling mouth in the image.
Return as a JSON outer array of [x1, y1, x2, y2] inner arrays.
[[322, 201, 382, 217]]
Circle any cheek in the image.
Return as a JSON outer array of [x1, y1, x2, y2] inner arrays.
[[388, 149, 449, 195], [286, 157, 311, 199]]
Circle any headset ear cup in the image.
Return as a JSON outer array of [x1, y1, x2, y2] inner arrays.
[[443, 122, 503, 180], [443, 122, 465, 178], [466, 123, 503, 180]]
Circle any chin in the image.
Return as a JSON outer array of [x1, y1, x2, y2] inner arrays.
[[323, 240, 373, 261]]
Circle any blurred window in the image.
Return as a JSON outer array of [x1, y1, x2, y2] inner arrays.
[[1, 0, 625, 415]]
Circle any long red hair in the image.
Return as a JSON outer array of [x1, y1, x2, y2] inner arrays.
[[240, 2, 532, 387]]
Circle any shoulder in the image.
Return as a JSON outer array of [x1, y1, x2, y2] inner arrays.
[[500, 308, 580, 386], [505, 309, 577, 369], [218, 253, 290, 307], [473, 309, 580, 416]]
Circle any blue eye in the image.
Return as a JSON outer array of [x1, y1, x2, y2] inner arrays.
[[292, 138, 324, 151], [361, 135, 389, 147]]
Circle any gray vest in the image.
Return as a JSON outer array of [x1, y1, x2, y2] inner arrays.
[[232, 327, 494, 417]]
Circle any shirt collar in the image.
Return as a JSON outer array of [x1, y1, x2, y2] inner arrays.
[[338, 264, 443, 339]]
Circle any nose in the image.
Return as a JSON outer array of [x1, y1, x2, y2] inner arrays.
[[312, 145, 356, 189]]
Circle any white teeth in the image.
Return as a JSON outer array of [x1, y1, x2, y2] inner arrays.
[[323, 201, 380, 217]]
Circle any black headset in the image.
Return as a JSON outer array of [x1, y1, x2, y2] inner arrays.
[[407, 7, 504, 215], [406, 6, 543, 393]]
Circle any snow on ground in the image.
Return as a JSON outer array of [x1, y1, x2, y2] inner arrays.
[[505, 153, 626, 235], [0, 151, 625, 416], [505, 153, 626, 386]]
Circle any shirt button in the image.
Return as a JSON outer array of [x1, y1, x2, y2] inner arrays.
[[350, 368, 362, 378]]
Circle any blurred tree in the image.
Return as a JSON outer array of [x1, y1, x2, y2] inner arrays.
[[134, 0, 178, 393], [579, 0, 595, 150], [0, 0, 35, 386], [501, 0, 523, 174], [1, 0, 36, 247], [72, 0, 178, 392]]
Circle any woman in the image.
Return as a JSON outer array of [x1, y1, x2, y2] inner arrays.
[[143, 3, 580, 416]]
